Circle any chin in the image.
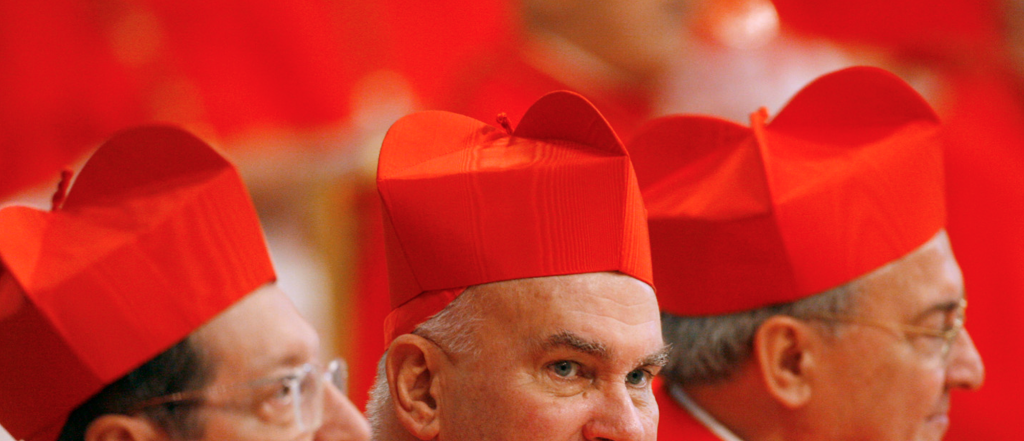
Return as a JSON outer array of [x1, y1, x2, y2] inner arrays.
[[915, 415, 950, 441]]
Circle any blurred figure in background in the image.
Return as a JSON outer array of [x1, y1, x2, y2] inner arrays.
[[437, 0, 687, 139], [0, 127, 369, 441], [630, 67, 984, 441]]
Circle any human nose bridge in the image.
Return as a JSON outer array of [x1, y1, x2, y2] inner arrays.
[[583, 383, 648, 441], [314, 383, 371, 441], [945, 329, 985, 390]]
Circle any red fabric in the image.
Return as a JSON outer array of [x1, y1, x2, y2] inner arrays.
[[438, 45, 653, 142], [377, 91, 652, 339], [0, 1, 144, 201], [770, 0, 1001, 62], [630, 67, 945, 315], [940, 70, 1024, 441], [0, 126, 275, 441], [375, 0, 512, 101], [655, 382, 723, 441], [383, 288, 463, 347], [142, 0, 378, 136]]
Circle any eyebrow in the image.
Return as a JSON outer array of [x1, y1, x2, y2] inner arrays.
[[638, 345, 672, 369], [541, 331, 673, 368], [910, 295, 966, 323], [544, 330, 610, 360]]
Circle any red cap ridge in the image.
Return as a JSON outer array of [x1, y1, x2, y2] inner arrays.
[[630, 67, 944, 315]]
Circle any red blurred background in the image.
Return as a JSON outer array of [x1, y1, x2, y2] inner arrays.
[[2, 1, 1022, 439]]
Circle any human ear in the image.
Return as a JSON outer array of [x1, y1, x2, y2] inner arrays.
[[386, 334, 445, 440], [753, 315, 817, 409], [84, 414, 163, 441]]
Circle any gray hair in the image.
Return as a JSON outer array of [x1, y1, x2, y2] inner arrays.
[[366, 287, 484, 441], [660, 281, 858, 387]]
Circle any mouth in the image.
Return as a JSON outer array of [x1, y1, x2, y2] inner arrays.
[[925, 399, 951, 432], [926, 413, 949, 426]]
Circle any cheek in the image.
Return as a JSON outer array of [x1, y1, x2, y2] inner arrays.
[[454, 377, 591, 440]]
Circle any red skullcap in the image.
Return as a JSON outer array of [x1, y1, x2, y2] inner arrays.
[[377, 91, 653, 345], [0, 126, 276, 441], [629, 66, 944, 316]]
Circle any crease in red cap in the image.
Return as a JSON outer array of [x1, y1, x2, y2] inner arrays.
[[377, 91, 653, 346], [0, 126, 276, 441], [629, 66, 944, 316]]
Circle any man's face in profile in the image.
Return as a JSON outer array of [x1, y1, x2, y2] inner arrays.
[[810, 233, 984, 441], [435, 272, 666, 441], [181, 285, 371, 441]]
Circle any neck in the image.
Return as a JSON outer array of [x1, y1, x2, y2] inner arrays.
[[682, 364, 793, 441]]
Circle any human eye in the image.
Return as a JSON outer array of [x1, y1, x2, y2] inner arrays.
[[254, 374, 301, 424], [625, 368, 653, 388], [276, 374, 302, 399], [548, 360, 582, 379]]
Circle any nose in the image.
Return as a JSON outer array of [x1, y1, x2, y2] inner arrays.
[[945, 329, 985, 391], [315, 383, 372, 441], [582, 384, 653, 441]]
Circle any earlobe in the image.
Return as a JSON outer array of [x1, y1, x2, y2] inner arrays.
[[386, 334, 445, 440], [84, 414, 163, 441], [754, 316, 816, 409]]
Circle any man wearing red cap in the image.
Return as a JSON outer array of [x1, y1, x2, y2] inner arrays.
[[365, 91, 667, 441], [0, 127, 370, 441], [629, 67, 984, 441]]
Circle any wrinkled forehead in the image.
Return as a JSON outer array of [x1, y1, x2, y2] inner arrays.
[[473, 272, 657, 311], [470, 272, 663, 353], [854, 231, 963, 314]]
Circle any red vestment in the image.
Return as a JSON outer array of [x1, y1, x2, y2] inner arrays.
[[655, 384, 728, 441]]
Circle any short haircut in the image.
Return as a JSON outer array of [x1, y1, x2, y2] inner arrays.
[[660, 281, 856, 386], [366, 286, 484, 441], [57, 335, 211, 441]]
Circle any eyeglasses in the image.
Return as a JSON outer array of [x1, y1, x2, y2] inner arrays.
[[134, 357, 348, 436], [799, 299, 967, 360]]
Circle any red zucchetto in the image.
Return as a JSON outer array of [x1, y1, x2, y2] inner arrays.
[[629, 66, 944, 316], [377, 91, 653, 345], [0, 126, 275, 441]]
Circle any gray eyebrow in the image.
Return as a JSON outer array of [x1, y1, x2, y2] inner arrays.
[[542, 331, 672, 370], [638, 345, 672, 369], [911, 296, 966, 323], [543, 330, 610, 360]]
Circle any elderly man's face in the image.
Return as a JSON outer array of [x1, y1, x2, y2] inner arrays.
[[437, 272, 665, 441], [185, 285, 371, 441], [812, 232, 984, 441]]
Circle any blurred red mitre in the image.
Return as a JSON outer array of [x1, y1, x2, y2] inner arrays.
[[0, 126, 276, 441], [378, 91, 653, 345], [629, 67, 944, 316]]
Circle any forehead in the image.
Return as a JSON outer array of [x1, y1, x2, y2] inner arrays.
[[855, 232, 963, 315], [194, 285, 320, 378], [471, 272, 663, 356]]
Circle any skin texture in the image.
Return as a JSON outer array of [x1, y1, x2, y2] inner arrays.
[[87, 285, 371, 441], [389, 272, 666, 441], [807, 232, 984, 441], [686, 231, 985, 441]]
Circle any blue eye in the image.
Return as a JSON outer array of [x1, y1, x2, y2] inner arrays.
[[625, 369, 649, 386], [550, 361, 580, 378]]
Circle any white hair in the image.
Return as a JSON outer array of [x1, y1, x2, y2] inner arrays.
[[366, 287, 484, 441]]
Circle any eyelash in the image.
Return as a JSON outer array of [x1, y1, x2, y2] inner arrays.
[[548, 360, 586, 380], [626, 368, 654, 388], [547, 361, 657, 388]]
